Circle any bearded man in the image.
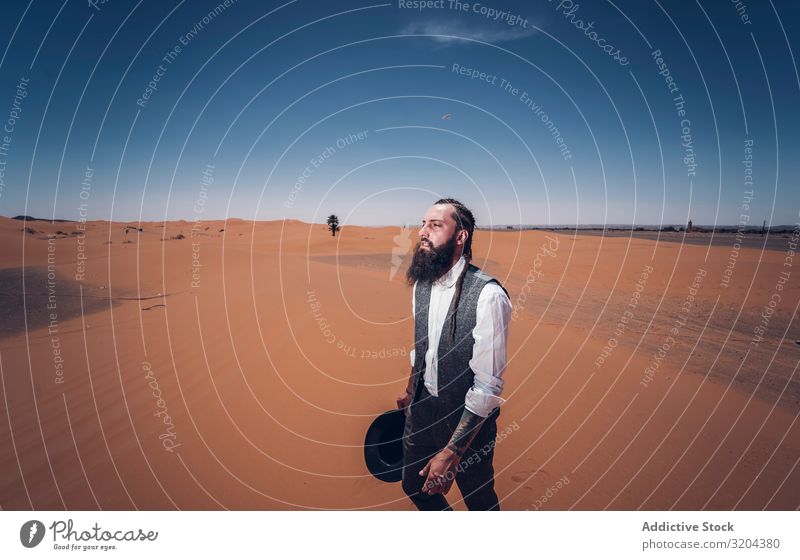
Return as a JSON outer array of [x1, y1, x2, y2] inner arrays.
[[397, 198, 512, 511]]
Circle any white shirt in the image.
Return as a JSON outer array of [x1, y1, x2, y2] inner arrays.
[[410, 255, 512, 418]]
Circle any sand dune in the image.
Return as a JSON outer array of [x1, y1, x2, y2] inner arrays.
[[0, 216, 797, 510]]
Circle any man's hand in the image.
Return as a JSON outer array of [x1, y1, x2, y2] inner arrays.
[[396, 390, 412, 415], [419, 448, 461, 495], [418, 408, 488, 494]]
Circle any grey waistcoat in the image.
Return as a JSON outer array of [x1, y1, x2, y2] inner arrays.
[[411, 262, 509, 428]]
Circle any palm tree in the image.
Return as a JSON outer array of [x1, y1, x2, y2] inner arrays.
[[326, 214, 340, 236]]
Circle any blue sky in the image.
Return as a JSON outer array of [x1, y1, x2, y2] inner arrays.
[[0, 0, 798, 226]]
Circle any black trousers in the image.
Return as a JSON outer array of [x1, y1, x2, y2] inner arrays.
[[401, 385, 501, 511]]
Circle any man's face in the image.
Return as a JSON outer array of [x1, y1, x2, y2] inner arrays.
[[405, 204, 465, 284], [417, 204, 457, 254]]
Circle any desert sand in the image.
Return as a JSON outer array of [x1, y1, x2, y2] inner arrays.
[[0, 215, 798, 510]]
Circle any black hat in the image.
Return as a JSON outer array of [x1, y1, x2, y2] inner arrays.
[[364, 409, 406, 483]]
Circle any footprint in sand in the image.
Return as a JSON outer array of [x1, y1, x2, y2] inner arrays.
[[511, 469, 547, 483]]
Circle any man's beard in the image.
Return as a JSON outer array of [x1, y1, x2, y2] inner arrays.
[[405, 232, 459, 285]]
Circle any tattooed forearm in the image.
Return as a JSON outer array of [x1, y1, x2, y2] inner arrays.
[[446, 409, 485, 456]]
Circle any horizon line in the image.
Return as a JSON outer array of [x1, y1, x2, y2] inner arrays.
[[3, 214, 796, 230]]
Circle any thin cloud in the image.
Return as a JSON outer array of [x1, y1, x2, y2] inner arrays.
[[401, 19, 538, 46]]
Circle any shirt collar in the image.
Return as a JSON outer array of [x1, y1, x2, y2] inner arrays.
[[434, 255, 466, 288]]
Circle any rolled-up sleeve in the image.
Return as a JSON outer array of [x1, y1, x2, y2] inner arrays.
[[465, 282, 512, 418]]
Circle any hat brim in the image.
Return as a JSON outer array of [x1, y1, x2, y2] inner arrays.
[[364, 409, 406, 483]]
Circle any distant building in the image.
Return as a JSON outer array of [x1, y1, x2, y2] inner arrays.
[[687, 219, 693, 233]]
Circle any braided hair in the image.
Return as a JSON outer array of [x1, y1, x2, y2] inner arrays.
[[434, 198, 475, 344]]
